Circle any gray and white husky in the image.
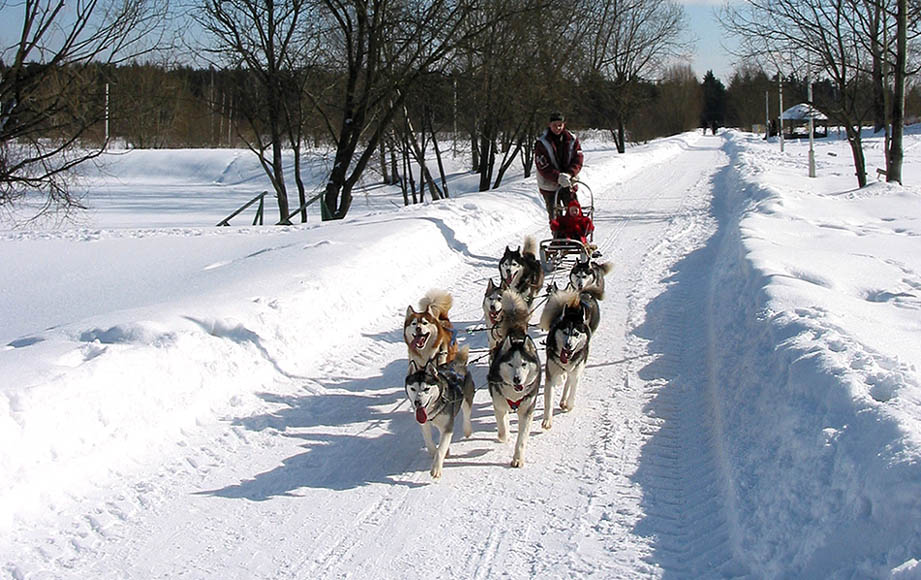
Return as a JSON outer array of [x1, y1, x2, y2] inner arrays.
[[405, 346, 475, 479], [539, 290, 593, 430], [487, 291, 542, 467], [482, 278, 506, 352], [569, 259, 612, 294], [498, 236, 544, 305]]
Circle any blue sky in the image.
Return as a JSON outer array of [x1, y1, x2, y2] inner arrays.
[[0, 2, 736, 85], [683, 1, 738, 83]]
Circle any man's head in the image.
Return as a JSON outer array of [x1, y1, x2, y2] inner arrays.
[[549, 111, 565, 135]]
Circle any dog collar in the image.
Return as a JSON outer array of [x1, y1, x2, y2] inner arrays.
[[506, 396, 526, 410]]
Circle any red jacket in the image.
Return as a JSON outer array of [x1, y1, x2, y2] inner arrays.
[[550, 200, 593, 243], [535, 128, 583, 194]]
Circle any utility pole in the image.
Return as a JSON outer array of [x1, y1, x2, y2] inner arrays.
[[808, 81, 816, 177], [105, 82, 110, 148], [765, 91, 770, 140], [778, 74, 784, 152]]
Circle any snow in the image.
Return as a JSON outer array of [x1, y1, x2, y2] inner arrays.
[[781, 103, 828, 120], [2, 127, 921, 578]]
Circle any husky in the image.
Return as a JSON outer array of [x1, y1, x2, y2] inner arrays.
[[579, 285, 603, 334], [498, 236, 545, 305], [539, 290, 593, 430], [404, 289, 458, 369], [487, 291, 542, 467], [405, 346, 475, 479], [569, 259, 612, 294], [482, 279, 506, 351]]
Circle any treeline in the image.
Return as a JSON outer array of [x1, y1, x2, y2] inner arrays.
[[2, 0, 919, 222], [1, 0, 696, 222], [66, 63, 712, 149]]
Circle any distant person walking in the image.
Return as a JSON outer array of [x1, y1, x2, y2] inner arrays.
[[534, 111, 583, 221]]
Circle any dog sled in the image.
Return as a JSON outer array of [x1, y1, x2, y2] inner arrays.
[[539, 180, 600, 274]]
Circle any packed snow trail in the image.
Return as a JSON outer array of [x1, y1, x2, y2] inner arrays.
[[5, 134, 741, 579]]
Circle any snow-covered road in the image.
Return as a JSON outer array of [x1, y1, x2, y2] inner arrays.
[[27, 135, 731, 578], [7, 129, 921, 579]]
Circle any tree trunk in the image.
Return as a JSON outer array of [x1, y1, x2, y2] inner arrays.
[[427, 112, 450, 198], [888, 0, 906, 184], [846, 127, 868, 187], [271, 136, 290, 223], [616, 119, 627, 154], [292, 144, 307, 223], [379, 138, 389, 184], [871, 2, 886, 133]]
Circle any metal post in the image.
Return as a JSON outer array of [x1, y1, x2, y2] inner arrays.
[[808, 81, 816, 177], [452, 75, 458, 155], [765, 91, 770, 139], [778, 74, 784, 152], [105, 83, 110, 148]]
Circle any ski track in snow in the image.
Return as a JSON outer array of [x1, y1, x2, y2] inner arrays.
[[4, 135, 749, 579]]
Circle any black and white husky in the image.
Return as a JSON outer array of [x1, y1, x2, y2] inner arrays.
[[569, 259, 612, 294], [487, 291, 542, 467], [405, 346, 475, 479], [539, 290, 593, 430], [499, 236, 544, 305]]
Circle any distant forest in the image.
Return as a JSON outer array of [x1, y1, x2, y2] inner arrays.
[[3, 0, 919, 220]]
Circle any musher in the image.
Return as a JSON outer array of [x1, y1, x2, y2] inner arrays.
[[534, 111, 584, 222]]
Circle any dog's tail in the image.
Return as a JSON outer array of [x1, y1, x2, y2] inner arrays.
[[540, 289, 580, 330], [596, 261, 614, 276], [523, 235, 537, 258], [419, 288, 453, 320], [581, 284, 605, 302], [452, 344, 470, 372], [500, 290, 530, 335]]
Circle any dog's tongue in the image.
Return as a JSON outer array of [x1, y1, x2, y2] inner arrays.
[[561, 348, 571, 364], [415, 406, 428, 424]]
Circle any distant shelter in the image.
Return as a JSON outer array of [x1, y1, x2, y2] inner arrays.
[[781, 103, 828, 138]]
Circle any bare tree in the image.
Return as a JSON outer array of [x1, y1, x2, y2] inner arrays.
[[195, 0, 323, 223], [579, 0, 690, 153], [312, 0, 494, 220], [0, 0, 172, 219], [456, 0, 572, 191], [723, 0, 873, 187], [721, 0, 916, 186]]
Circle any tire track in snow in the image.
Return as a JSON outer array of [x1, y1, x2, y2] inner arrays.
[[625, 142, 746, 577]]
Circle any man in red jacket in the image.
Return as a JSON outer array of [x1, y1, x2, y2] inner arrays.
[[534, 111, 584, 221]]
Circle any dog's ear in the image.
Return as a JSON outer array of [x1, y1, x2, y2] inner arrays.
[[486, 278, 496, 293], [425, 360, 439, 378], [405, 305, 416, 320], [408, 360, 419, 374]]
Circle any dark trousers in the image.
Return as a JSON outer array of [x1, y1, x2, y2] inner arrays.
[[541, 187, 576, 220]]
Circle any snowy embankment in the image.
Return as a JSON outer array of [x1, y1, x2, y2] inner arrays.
[[714, 131, 921, 577], [0, 133, 696, 535], [3, 127, 921, 577]]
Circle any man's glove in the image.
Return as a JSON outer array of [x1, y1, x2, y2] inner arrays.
[[557, 173, 572, 187]]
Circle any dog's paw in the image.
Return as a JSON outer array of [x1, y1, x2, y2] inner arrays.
[[560, 402, 572, 412], [541, 418, 552, 430], [510, 456, 524, 468], [497, 433, 508, 443], [430, 465, 443, 479], [464, 426, 472, 438]]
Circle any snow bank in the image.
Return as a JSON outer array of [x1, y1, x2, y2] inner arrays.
[[714, 131, 921, 577], [0, 187, 545, 532]]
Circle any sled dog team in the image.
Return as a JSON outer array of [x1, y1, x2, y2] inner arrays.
[[403, 235, 612, 478]]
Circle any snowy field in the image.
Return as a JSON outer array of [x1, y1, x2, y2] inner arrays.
[[1, 126, 920, 578]]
